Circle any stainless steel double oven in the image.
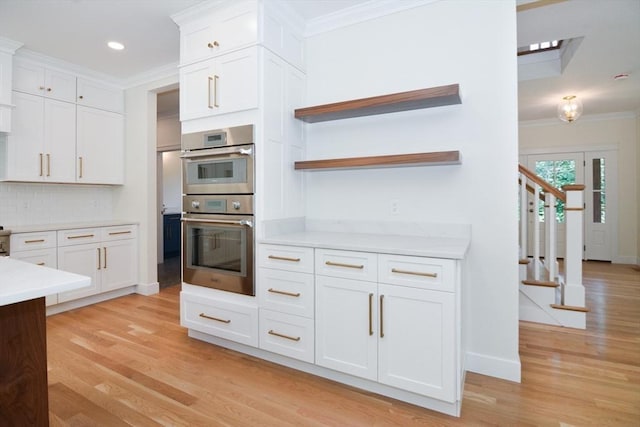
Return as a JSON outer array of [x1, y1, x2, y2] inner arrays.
[[181, 124, 255, 296]]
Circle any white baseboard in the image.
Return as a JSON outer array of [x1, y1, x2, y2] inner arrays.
[[612, 255, 639, 265], [136, 281, 159, 296], [465, 351, 521, 383]]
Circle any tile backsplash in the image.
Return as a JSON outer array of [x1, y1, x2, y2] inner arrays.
[[0, 182, 113, 227]]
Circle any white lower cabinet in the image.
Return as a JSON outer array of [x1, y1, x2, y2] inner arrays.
[[57, 242, 102, 302], [259, 309, 314, 363], [10, 230, 59, 306]]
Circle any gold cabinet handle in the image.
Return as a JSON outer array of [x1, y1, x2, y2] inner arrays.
[[36, 262, 45, 266], [78, 156, 83, 178], [67, 234, 95, 239], [39, 153, 43, 176], [103, 247, 107, 269], [97, 248, 101, 270], [391, 268, 438, 278], [207, 41, 219, 48], [268, 288, 301, 298], [108, 231, 132, 236], [199, 313, 231, 324], [267, 255, 301, 262], [39, 86, 45, 90], [325, 260, 364, 269], [46, 153, 50, 177], [213, 74, 219, 108], [268, 330, 300, 342], [368, 293, 374, 336], [46, 88, 52, 92], [379, 295, 384, 338], [78, 95, 84, 100], [24, 239, 45, 244], [207, 76, 214, 109]]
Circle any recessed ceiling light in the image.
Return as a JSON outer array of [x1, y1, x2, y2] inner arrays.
[[107, 41, 125, 51]]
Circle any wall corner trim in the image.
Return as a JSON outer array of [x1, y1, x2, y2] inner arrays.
[[465, 351, 522, 383]]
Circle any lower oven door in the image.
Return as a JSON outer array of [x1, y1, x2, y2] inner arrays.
[[182, 214, 254, 296]]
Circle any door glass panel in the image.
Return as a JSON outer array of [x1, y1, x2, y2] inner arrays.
[[592, 158, 605, 223], [187, 225, 246, 275], [534, 159, 576, 223]]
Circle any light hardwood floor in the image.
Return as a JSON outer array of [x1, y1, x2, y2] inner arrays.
[[46, 261, 640, 426]]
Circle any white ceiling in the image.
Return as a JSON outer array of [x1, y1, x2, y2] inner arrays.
[[0, 0, 638, 122]]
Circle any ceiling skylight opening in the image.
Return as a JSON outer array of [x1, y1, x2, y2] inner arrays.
[[107, 41, 125, 51], [519, 39, 561, 56]]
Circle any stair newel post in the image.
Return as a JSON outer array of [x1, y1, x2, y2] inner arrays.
[[544, 193, 557, 280], [533, 184, 541, 280], [519, 172, 528, 259], [562, 184, 586, 307]]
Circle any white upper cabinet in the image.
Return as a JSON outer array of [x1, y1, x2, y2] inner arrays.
[[77, 78, 124, 113], [13, 58, 76, 103], [76, 106, 124, 184], [177, 0, 258, 66]]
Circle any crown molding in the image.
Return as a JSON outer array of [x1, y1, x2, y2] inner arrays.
[[304, 0, 438, 38], [519, 111, 638, 128], [0, 36, 23, 54], [171, 0, 226, 25], [123, 62, 180, 89]]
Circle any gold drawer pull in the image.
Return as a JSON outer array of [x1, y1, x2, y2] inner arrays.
[[199, 313, 230, 324], [109, 231, 132, 235], [368, 293, 374, 336], [268, 288, 301, 298], [67, 234, 95, 239], [24, 239, 45, 244], [391, 268, 438, 278], [36, 262, 45, 266], [326, 261, 364, 269], [268, 330, 300, 342], [268, 255, 301, 262]]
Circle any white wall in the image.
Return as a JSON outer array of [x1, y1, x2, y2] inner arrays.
[[0, 182, 113, 226], [304, 1, 520, 380], [162, 150, 182, 214], [113, 75, 178, 289], [519, 114, 639, 264]]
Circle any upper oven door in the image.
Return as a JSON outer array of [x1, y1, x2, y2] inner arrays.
[[182, 144, 254, 194]]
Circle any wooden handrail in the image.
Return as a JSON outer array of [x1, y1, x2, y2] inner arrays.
[[518, 164, 566, 202], [518, 178, 545, 201]]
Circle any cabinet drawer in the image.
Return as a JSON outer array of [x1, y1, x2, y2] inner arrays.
[[258, 268, 314, 318], [259, 244, 314, 274], [315, 249, 377, 282], [181, 292, 258, 347], [101, 225, 137, 241], [259, 309, 314, 363], [57, 228, 101, 246], [11, 231, 57, 251], [10, 248, 57, 267], [378, 254, 456, 292]]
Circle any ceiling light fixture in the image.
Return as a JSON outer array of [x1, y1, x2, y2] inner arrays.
[[107, 41, 125, 51], [557, 95, 583, 123]]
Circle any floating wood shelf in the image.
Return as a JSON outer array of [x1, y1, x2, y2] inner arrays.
[[294, 84, 461, 123], [294, 151, 461, 171]]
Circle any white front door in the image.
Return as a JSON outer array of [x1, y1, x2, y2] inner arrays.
[[527, 152, 585, 259]]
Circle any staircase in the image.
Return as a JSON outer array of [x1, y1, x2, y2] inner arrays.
[[518, 164, 588, 329]]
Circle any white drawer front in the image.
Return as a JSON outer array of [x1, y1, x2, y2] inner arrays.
[[259, 309, 314, 363], [259, 244, 314, 274], [315, 249, 377, 282], [101, 225, 137, 241], [181, 292, 258, 347], [378, 254, 456, 292], [11, 231, 57, 251], [57, 228, 101, 246], [258, 268, 314, 318]]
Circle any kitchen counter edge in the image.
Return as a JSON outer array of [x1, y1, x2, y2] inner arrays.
[[6, 220, 139, 234]]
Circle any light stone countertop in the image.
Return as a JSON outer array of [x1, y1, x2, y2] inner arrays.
[[0, 257, 90, 306], [260, 231, 470, 259], [6, 220, 138, 234]]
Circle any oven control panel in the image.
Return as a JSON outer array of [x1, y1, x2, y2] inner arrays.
[[183, 195, 253, 215]]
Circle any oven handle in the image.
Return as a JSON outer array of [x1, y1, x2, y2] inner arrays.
[[181, 145, 253, 159], [181, 217, 253, 228]]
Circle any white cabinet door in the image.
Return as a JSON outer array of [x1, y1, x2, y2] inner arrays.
[[378, 284, 456, 402], [315, 275, 378, 380], [13, 59, 76, 102], [101, 238, 137, 292], [57, 243, 101, 303], [179, 47, 258, 121], [0, 52, 12, 133], [6, 92, 44, 181], [77, 78, 123, 113], [76, 106, 124, 184], [44, 98, 76, 182]]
